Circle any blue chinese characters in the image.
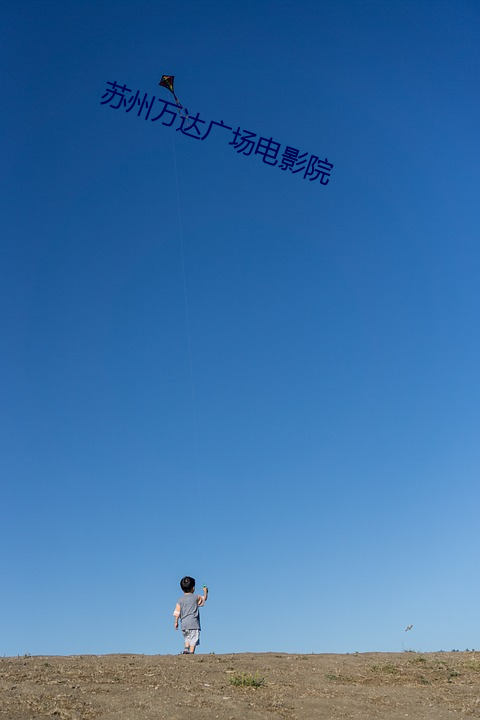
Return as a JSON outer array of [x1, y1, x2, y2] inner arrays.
[[101, 81, 333, 187]]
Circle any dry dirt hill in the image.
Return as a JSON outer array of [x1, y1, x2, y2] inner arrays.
[[1, 651, 479, 720]]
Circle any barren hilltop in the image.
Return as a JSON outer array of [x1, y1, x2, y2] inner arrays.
[[1, 651, 479, 719]]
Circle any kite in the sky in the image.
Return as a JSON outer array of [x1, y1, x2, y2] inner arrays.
[[159, 75, 190, 125], [405, 625, 413, 632]]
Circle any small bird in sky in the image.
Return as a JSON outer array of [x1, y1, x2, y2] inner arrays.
[[405, 624, 413, 632]]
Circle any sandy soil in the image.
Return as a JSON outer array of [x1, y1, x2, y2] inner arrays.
[[1, 651, 479, 719]]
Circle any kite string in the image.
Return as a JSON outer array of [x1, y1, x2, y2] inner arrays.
[[171, 131, 207, 573]]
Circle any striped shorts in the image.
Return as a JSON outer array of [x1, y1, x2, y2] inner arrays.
[[182, 629, 200, 646]]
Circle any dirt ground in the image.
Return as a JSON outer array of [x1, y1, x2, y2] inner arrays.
[[1, 651, 479, 720]]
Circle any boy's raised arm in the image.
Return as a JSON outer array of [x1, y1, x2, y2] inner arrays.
[[198, 585, 208, 606]]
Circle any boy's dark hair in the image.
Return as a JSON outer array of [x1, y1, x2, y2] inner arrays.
[[180, 576, 195, 593]]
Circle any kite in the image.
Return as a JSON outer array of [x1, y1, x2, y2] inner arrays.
[[405, 625, 413, 632], [159, 75, 190, 125]]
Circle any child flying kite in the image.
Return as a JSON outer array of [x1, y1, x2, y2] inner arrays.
[[173, 576, 209, 654]]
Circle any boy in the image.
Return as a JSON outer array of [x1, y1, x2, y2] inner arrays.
[[173, 576, 208, 654]]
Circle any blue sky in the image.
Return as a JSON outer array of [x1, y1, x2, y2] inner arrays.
[[1, 0, 479, 656]]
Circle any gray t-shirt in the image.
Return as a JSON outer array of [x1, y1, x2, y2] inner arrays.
[[178, 593, 201, 631]]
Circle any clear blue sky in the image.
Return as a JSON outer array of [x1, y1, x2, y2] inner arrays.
[[1, 0, 479, 656]]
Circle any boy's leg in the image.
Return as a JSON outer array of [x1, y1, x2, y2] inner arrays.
[[189, 630, 200, 653], [182, 630, 199, 653]]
